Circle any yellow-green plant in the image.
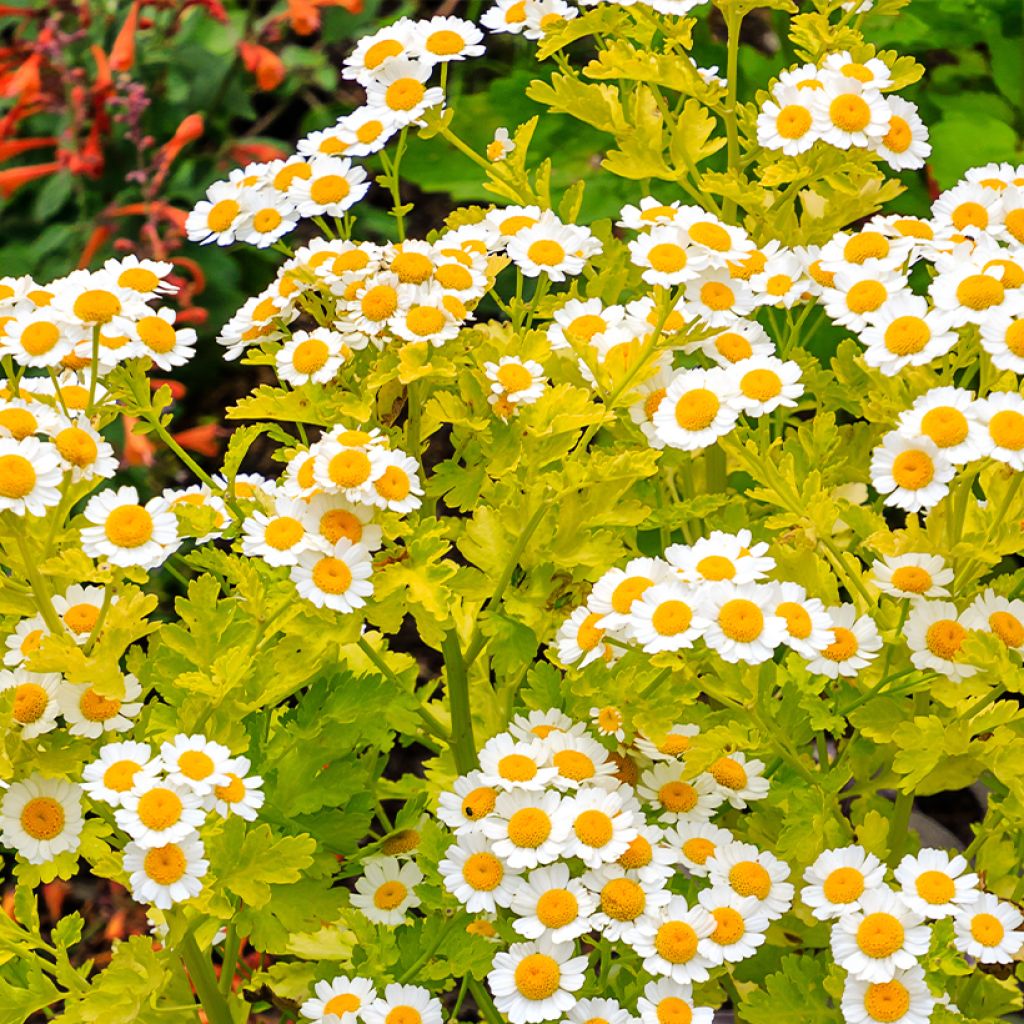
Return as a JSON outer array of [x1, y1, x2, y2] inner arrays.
[[1, 1, 1023, 1023]]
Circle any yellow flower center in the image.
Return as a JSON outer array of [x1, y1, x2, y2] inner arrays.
[[990, 610, 1024, 648], [12, 683, 48, 723], [656, 997, 693, 1024], [777, 600, 812, 638], [463, 851, 503, 890], [328, 449, 372, 488], [325, 993, 363, 1017], [714, 332, 753, 362], [822, 866, 865, 904], [265, 516, 304, 550], [711, 907, 746, 945], [883, 116, 912, 154], [392, 251, 434, 284], [365, 38, 403, 68], [924, 619, 966, 660], [689, 221, 731, 251], [436, 264, 472, 290], [845, 232, 890, 263], [618, 834, 653, 869], [63, 602, 99, 635], [957, 274, 1004, 310], [658, 781, 697, 814], [373, 880, 408, 910], [658, 734, 691, 756], [74, 289, 121, 324], [137, 788, 183, 830], [596, 706, 622, 732], [765, 274, 794, 296], [311, 556, 353, 595], [970, 912, 1005, 946], [386, 1008, 421, 1024], [375, 466, 411, 502], [600, 877, 646, 920], [674, 388, 719, 431], [137, 315, 177, 354], [952, 202, 989, 231], [144, 843, 188, 884], [507, 807, 552, 848], [776, 105, 812, 139], [0, 408, 37, 439], [989, 409, 1024, 450], [863, 981, 911, 1023], [178, 750, 214, 781], [829, 94, 872, 132], [310, 175, 351, 206], [889, 566, 932, 593], [647, 243, 688, 273], [841, 62, 874, 83], [55, 427, 99, 468], [651, 600, 693, 636], [682, 837, 715, 865], [574, 809, 614, 848], [104, 505, 155, 548], [552, 749, 595, 781], [386, 78, 427, 112], [21, 321, 60, 355], [79, 687, 120, 721], [709, 756, 747, 790], [823, 626, 858, 661], [20, 796, 65, 839], [497, 753, 537, 782], [846, 280, 887, 314], [920, 407, 968, 447], [1004, 208, 1024, 244], [499, 214, 537, 235], [718, 598, 764, 642], [893, 218, 933, 239], [655, 921, 699, 964], [273, 162, 312, 191], [535, 888, 579, 928], [576, 612, 605, 651], [915, 869, 955, 904], [426, 29, 465, 54], [496, 363, 533, 392], [103, 760, 140, 792], [700, 281, 735, 311], [0, 454, 36, 499], [207, 199, 240, 232], [361, 284, 399, 321], [320, 509, 362, 545], [741, 369, 782, 401], [891, 450, 934, 489], [514, 953, 561, 1001], [729, 861, 771, 899], [527, 240, 566, 267], [253, 208, 282, 233], [856, 912, 905, 958], [292, 338, 330, 375], [381, 828, 421, 855], [215, 774, 246, 803]]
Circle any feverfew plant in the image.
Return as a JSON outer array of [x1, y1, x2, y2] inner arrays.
[[1, 1, 1023, 1022]]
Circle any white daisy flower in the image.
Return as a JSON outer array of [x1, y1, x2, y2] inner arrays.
[[582, 865, 672, 941], [750, 251, 809, 307], [821, 51, 893, 91], [0, 668, 61, 738], [242, 497, 317, 567], [50, 417, 117, 482], [871, 553, 952, 600], [705, 752, 770, 809], [412, 16, 486, 64], [696, 889, 770, 963], [652, 367, 740, 451], [757, 85, 818, 155], [617, 197, 686, 230], [636, 764, 724, 825], [508, 709, 577, 743], [703, 321, 776, 367], [133, 307, 197, 370], [439, 830, 520, 912], [700, 582, 788, 665], [115, 778, 206, 848], [728, 355, 803, 417], [478, 734, 558, 792], [636, 978, 714, 1024], [0, 775, 84, 864], [289, 156, 369, 218], [368, 450, 423, 514], [3, 614, 47, 668], [801, 845, 887, 921], [186, 180, 249, 245], [677, 211, 754, 265], [546, 733, 618, 791], [2, 310, 76, 368], [300, 494, 382, 553], [160, 734, 233, 796], [624, 895, 719, 985], [210, 756, 265, 821], [667, 822, 735, 879], [51, 584, 110, 645], [628, 225, 707, 287], [58, 673, 143, 738], [290, 540, 374, 614], [952, 893, 1024, 964], [897, 387, 987, 465], [841, 964, 934, 1024], [510, 863, 597, 943], [870, 432, 955, 513], [830, 887, 932, 982], [276, 329, 349, 386], [560, 786, 638, 868], [628, 582, 709, 654], [81, 740, 162, 808], [554, 606, 616, 669], [667, 529, 775, 586], [613, 823, 678, 886], [977, 391, 1024, 470], [904, 600, 977, 682], [706, 842, 794, 921], [482, 789, 569, 870], [683, 270, 757, 325], [929, 261, 1019, 327], [507, 218, 600, 282], [822, 265, 910, 330], [932, 181, 1004, 238], [872, 96, 931, 171], [0, 398, 59, 441], [806, 605, 883, 679], [589, 705, 625, 742], [979, 308, 1024, 374], [123, 834, 209, 910], [351, 856, 423, 925], [893, 848, 980, 919], [0, 435, 62, 516], [634, 724, 700, 763], [812, 80, 891, 149], [300, 976, 378, 1024], [488, 935, 588, 1024], [363, 985, 443, 1024], [485, 357, 546, 404], [80, 485, 180, 569], [962, 588, 1024, 653], [770, 582, 835, 658]]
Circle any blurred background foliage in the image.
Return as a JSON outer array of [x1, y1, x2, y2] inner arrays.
[[0, 0, 1021, 445]]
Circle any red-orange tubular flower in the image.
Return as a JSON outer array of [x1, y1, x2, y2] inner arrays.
[[238, 41, 285, 92], [109, 0, 142, 72], [285, 0, 363, 37]]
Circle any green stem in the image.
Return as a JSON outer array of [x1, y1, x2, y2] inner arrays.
[[721, 6, 744, 224], [398, 915, 459, 983], [406, 380, 421, 458], [86, 325, 101, 415], [961, 683, 1005, 722], [6, 515, 63, 634], [467, 977, 504, 1024], [179, 931, 235, 1024], [705, 443, 727, 492], [219, 916, 241, 999], [82, 585, 114, 655], [639, 667, 671, 699], [443, 630, 476, 775], [816, 732, 829, 771]]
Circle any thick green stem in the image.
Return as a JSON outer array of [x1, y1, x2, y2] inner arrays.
[[467, 977, 504, 1024], [179, 931, 235, 1024], [721, 7, 744, 224], [406, 380, 421, 457], [443, 630, 476, 774], [7, 516, 62, 634], [219, 918, 240, 998]]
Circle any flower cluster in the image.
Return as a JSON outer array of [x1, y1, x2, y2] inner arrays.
[[482, 0, 711, 37], [300, 980, 442, 1024], [757, 52, 929, 170], [436, 711, 778, 1023]]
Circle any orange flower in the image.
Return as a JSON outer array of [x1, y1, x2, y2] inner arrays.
[[0, 161, 59, 198], [109, 0, 141, 72], [286, 0, 363, 36], [238, 41, 285, 92]]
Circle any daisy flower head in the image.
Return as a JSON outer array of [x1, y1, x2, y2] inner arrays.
[[628, 581, 709, 654], [368, 449, 423, 514], [133, 307, 197, 370], [435, 774, 497, 833], [705, 752, 769, 809], [812, 79, 890, 149], [977, 390, 1024, 470], [588, 557, 670, 634], [123, 834, 209, 910], [58, 673, 143, 738], [625, 894, 719, 985], [554, 606, 616, 669], [302, 494, 383, 554], [481, 0, 532, 35], [821, 51, 893, 91], [0, 668, 61, 739], [487, 934, 588, 1024], [818, 228, 913, 274], [628, 225, 706, 287], [929, 260, 1018, 327], [700, 582, 788, 665], [859, 294, 958, 376], [806, 605, 883, 679], [706, 841, 795, 920], [81, 740, 161, 808], [757, 84, 819, 155], [478, 733, 558, 792], [801, 845, 886, 921], [636, 763, 724, 825], [893, 848, 979, 919], [583, 864, 672, 940], [363, 985, 443, 1024], [300, 976, 378, 1024], [508, 708, 576, 743], [0, 397, 58, 441], [651, 367, 740, 451], [412, 16, 486, 64], [980, 308, 1024, 374], [364, 59, 444, 127], [897, 387, 987, 466], [770, 582, 835, 658], [871, 552, 952, 600], [962, 588, 1024, 653], [334, 108, 403, 159], [487, 127, 515, 162], [667, 528, 775, 586], [116, 777, 205, 849], [351, 856, 423, 925], [614, 823, 678, 886], [106, 254, 174, 300], [2, 309, 76, 367], [832, 886, 932, 982], [242, 496, 317, 567], [904, 600, 978, 682], [0, 436, 61, 516], [617, 196, 685, 231], [290, 540, 374, 614], [235, 188, 299, 248], [51, 268, 146, 332], [160, 734, 233, 796], [1, 775, 84, 864], [634, 724, 700, 763], [482, 789, 569, 870], [485, 357, 546, 404], [696, 889, 770, 964], [869, 432, 955, 513], [506, 217, 600, 282], [564, 998, 635, 1024], [668, 821, 735, 878], [509, 862, 597, 942], [276, 328, 349, 387], [560, 786, 638, 867], [546, 733, 618, 791], [521, 0, 580, 41], [289, 156, 369, 218], [677, 211, 755, 266], [80, 485, 180, 569], [342, 18, 416, 83], [4, 614, 47, 669], [823, 265, 910, 330], [636, 978, 715, 1024], [728, 355, 803, 417], [50, 417, 117, 482], [439, 830, 521, 913], [703, 320, 776, 367], [932, 181, 1004, 239], [683, 269, 757, 325], [52, 584, 111, 645], [952, 892, 1024, 964], [872, 96, 931, 171], [590, 705, 625, 742], [749, 250, 809, 307], [841, 964, 934, 1024]]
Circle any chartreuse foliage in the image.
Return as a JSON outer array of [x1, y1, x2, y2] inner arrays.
[[0, 0, 1023, 1023]]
